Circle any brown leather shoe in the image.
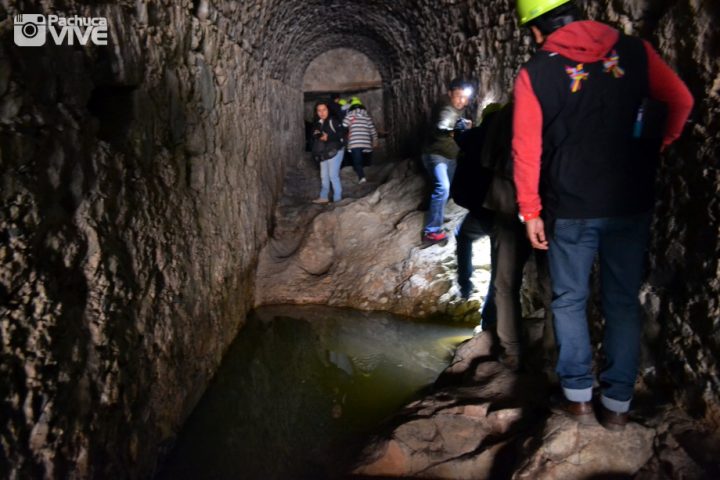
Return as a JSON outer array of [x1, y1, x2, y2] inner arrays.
[[551, 396, 595, 425], [598, 404, 629, 431]]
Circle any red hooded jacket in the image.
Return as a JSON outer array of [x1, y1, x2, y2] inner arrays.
[[512, 21, 694, 219]]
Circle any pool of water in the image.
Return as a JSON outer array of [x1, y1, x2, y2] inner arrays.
[[157, 305, 473, 480]]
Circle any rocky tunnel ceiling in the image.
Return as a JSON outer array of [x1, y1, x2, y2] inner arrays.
[[292, 34, 396, 88], [203, 0, 509, 87], [1, 0, 718, 479]]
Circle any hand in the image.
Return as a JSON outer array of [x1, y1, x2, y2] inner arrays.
[[525, 218, 549, 250], [320, 133, 328, 142], [465, 119, 473, 128]]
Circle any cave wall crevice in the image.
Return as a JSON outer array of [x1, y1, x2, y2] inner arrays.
[[1, 0, 719, 478]]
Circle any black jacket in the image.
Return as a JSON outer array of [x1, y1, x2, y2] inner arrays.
[[313, 117, 345, 145], [480, 104, 517, 216], [451, 111, 497, 215]]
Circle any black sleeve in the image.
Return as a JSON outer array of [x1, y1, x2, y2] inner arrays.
[[325, 118, 345, 143]]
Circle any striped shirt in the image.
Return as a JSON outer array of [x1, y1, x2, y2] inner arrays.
[[343, 109, 378, 150]]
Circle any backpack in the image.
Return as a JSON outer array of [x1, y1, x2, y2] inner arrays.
[[480, 104, 517, 215], [450, 112, 498, 213]]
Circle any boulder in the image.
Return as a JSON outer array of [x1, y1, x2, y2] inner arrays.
[[255, 159, 490, 321]]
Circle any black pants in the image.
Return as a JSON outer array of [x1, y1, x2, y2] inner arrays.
[[490, 213, 533, 356]]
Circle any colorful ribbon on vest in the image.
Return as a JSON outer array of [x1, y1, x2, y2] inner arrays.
[[603, 50, 625, 78], [565, 64, 589, 93]]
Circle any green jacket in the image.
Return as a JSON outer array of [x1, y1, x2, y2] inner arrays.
[[423, 97, 465, 159]]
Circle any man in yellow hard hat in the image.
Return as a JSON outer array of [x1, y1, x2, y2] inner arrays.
[[512, 0, 693, 430], [329, 94, 350, 121]]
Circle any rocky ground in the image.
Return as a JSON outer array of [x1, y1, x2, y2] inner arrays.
[[352, 329, 720, 480], [256, 154, 720, 479], [254, 149, 490, 322]]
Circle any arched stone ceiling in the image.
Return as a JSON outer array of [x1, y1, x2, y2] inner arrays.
[[210, 0, 486, 88]]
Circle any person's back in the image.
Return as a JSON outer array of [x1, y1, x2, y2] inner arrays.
[[512, 0, 693, 432], [480, 104, 516, 216], [329, 95, 348, 122], [522, 21, 656, 220], [343, 102, 377, 183], [451, 108, 499, 215], [514, 4, 694, 229], [344, 107, 377, 151]]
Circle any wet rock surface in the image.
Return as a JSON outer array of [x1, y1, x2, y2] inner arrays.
[[0, 0, 718, 478], [255, 155, 488, 321], [353, 332, 720, 479]]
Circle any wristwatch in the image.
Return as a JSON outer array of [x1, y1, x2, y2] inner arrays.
[[518, 211, 541, 223]]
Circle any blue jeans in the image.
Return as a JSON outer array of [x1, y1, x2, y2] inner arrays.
[[349, 148, 366, 180], [548, 212, 652, 412], [422, 154, 456, 234], [319, 149, 344, 201], [455, 211, 496, 324]]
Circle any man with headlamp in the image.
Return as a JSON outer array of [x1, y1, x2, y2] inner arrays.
[[421, 78, 474, 246]]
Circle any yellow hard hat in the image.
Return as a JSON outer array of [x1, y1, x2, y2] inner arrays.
[[516, 0, 571, 26]]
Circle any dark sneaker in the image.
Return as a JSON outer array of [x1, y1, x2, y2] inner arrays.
[[598, 404, 629, 431], [550, 395, 595, 425], [421, 232, 448, 248]]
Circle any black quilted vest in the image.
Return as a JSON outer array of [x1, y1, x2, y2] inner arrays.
[[525, 33, 655, 219]]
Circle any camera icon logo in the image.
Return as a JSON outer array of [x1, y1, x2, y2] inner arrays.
[[14, 14, 47, 47]]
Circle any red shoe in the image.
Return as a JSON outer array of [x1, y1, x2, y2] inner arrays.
[[421, 231, 448, 247]]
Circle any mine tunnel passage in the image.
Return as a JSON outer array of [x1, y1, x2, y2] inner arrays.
[[2, 1, 719, 479], [245, 0, 521, 154]]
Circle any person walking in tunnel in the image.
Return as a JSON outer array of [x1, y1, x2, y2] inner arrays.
[[451, 104, 501, 303], [421, 78, 474, 246], [343, 97, 378, 184], [512, 0, 694, 429], [480, 102, 552, 372], [454, 102, 553, 372], [311, 101, 346, 204], [329, 93, 349, 122]]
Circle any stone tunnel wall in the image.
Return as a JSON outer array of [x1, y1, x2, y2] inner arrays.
[[0, 1, 302, 478], [387, 0, 527, 154], [1, 0, 719, 478]]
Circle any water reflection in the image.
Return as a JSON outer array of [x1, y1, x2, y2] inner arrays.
[[157, 305, 473, 480]]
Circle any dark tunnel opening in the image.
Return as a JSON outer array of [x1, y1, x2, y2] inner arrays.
[[1, 1, 719, 479], [87, 85, 138, 147], [301, 47, 386, 152]]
